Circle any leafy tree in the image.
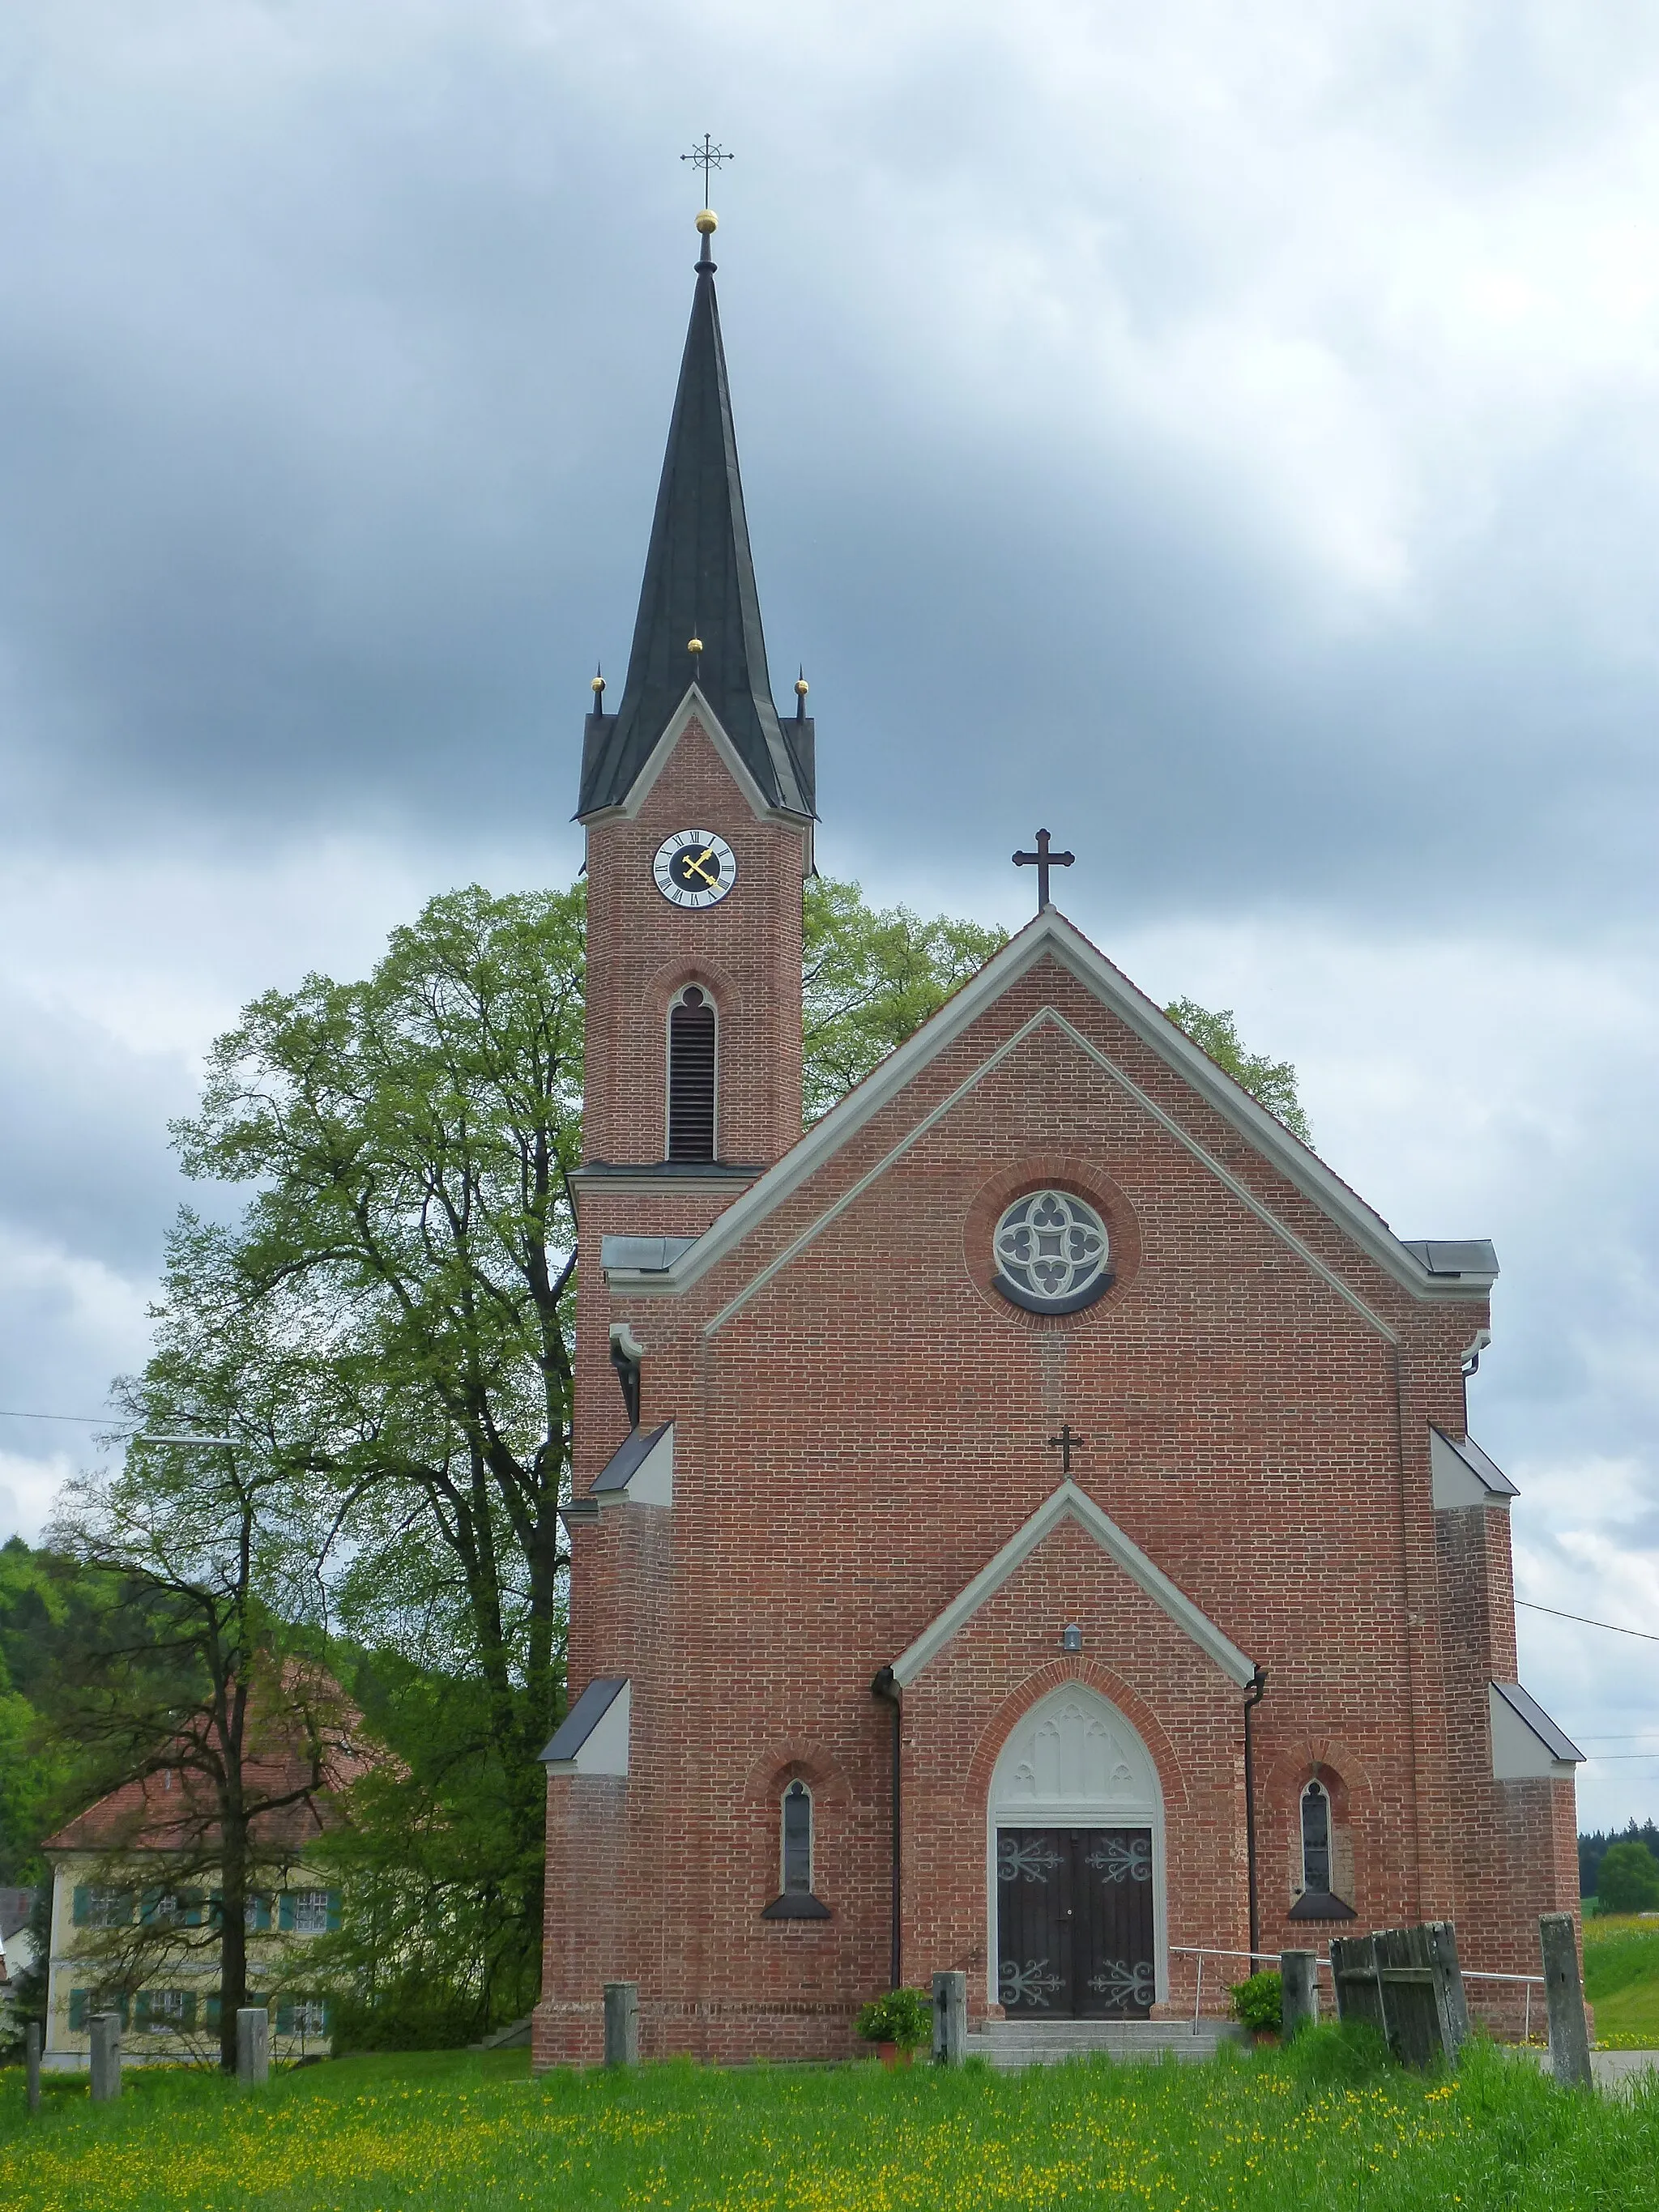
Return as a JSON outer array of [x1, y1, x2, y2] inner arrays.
[[172, 884, 586, 1813], [1596, 1840, 1659, 1914], [1164, 998, 1311, 1141], [1580, 1820, 1659, 1900], [46, 1274, 353, 2072], [803, 880, 1006, 1121]]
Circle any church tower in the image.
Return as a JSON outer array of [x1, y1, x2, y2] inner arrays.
[[577, 210, 815, 1178]]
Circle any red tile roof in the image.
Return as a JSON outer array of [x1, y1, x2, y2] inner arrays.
[[43, 1694, 377, 1856]]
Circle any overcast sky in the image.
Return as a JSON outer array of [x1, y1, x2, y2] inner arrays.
[[2, 0, 1657, 1829]]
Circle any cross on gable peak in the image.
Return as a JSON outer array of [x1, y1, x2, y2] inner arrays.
[[1013, 828, 1076, 914]]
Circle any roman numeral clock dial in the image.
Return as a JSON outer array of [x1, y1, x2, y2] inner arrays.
[[653, 829, 736, 910]]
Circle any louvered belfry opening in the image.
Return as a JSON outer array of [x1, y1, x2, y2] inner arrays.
[[667, 987, 717, 1160]]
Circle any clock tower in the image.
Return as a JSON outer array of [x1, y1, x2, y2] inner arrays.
[[570, 209, 816, 1458]]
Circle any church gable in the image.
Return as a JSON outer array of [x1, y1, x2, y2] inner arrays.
[[889, 1481, 1255, 1690], [603, 909, 1495, 1334]]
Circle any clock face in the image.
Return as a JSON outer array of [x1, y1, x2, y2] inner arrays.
[[653, 829, 737, 909]]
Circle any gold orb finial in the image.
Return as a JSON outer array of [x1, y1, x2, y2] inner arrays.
[[688, 635, 704, 655], [795, 676, 808, 697], [696, 209, 718, 236], [591, 673, 606, 694]]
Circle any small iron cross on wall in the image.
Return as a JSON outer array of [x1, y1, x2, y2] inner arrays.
[[1047, 1422, 1085, 1475]]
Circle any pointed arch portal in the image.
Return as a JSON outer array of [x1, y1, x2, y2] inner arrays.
[[986, 1682, 1166, 2018]]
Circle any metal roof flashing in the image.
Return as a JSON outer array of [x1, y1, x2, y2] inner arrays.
[[1430, 1426, 1520, 1508], [541, 1677, 631, 1774], [1490, 1681, 1583, 1779]]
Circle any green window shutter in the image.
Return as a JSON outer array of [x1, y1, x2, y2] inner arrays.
[[181, 1890, 204, 1928], [139, 1888, 160, 1926], [134, 1990, 152, 2028], [205, 1993, 221, 2029], [69, 1988, 88, 2031], [319, 1997, 333, 2033], [181, 1992, 197, 2030], [326, 1890, 343, 1933], [117, 1993, 131, 2028], [274, 2001, 293, 2035], [72, 1885, 90, 1927], [252, 1894, 272, 1933], [277, 1893, 295, 1933]]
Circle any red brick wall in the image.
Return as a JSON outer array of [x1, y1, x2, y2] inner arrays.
[[582, 717, 807, 1171], [535, 880, 1574, 2066]]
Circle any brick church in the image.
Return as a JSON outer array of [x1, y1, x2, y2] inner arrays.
[[533, 211, 1583, 2066]]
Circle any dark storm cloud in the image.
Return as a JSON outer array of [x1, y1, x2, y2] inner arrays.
[[2, 2, 1657, 935]]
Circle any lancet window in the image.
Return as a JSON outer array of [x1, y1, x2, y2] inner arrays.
[[667, 987, 717, 1161]]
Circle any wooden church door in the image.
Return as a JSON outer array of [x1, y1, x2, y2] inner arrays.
[[996, 1827, 1156, 2017]]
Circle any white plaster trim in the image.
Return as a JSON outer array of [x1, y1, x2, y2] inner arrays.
[[985, 1683, 1168, 2012], [585, 687, 812, 826], [1431, 1427, 1513, 1510], [599, 1424, 675, 1508], [888, 1480, 1255, 1689], [601, 909, 1482, 1322], [1489, 1683, 1578, 1780], [546, 1680, 632, 1776]]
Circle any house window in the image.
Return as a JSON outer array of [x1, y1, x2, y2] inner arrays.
[[140, 1887, 204, 1927], [782, 1781, 813, 1896], [135, 1988, 195, 2032], [275, 1997, 331, 2037], [1301, 1781, 1332, 1892], [667, 988, 717, 1161], [280, 1888, 337, 1936], [72, 1884, 132, 1929]]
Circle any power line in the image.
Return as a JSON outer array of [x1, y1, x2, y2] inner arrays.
[[0, 1409, 129, 1427], [1516, 1599, 1659, 1644]]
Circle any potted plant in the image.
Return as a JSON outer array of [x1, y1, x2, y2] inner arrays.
[[855, 1988, 932, 2068], [1229, 1968, 1283, 2045]]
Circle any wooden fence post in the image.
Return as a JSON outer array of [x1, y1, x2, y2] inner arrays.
[[603, 1981, 639, 2068], [1425, 1920, 1470, 2062], [1538, 1913, 1593, 2089], [88, 2012, 122, 2103], [1280, 1950, 1319, 2039], [932, 1971, 966, 2064], [237, 2006, 270, 2086]]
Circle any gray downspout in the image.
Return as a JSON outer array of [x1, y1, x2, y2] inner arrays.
[[872, 1667, 902, 1989], [1243, 1664, 1268, 1964]]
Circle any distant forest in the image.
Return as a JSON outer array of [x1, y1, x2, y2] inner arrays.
[[1580, 1821, 1659, 1900]]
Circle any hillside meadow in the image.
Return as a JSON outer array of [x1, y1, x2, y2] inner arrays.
[[1584, 1912, 1659, 2047], [2, 2028, 1658, 2212]]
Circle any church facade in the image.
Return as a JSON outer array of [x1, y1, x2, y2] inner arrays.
[[534, 214, 1582, 2066]]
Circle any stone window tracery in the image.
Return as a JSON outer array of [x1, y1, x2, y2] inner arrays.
[[992, 1189, 1112, 1314]]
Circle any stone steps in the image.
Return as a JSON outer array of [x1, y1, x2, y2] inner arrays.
[[967, 2019, 1247, 2069]]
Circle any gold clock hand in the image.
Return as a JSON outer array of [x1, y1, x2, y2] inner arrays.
[[682, 848, 721, 888]]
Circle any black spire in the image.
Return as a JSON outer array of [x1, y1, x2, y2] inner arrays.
[[578, 219, 813, 820]]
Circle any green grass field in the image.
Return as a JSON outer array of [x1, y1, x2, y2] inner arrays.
[[1585, 1913, 1659, 2047], [2, 2031, 1657, 2212]]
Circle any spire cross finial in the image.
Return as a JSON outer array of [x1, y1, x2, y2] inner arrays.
[[681, 134, 734, 205], [1013, 828, 1075, 913]]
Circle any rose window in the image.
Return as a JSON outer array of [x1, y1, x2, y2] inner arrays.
[[992, 1189, 1111, 1313]]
